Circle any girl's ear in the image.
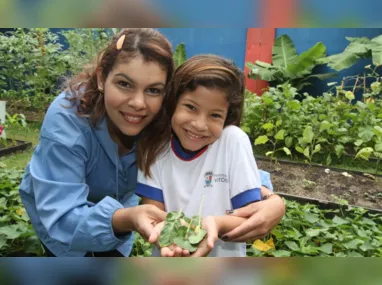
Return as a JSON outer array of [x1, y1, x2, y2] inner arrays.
[[96, 67, 105, 90]]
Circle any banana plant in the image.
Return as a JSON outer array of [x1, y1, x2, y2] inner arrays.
[[318, 34, 382, 71], [247, 34, 337, 91], [173, 42, 187, 69]]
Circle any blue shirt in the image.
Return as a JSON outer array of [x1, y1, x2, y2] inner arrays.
[[19, 91, 139, 256]]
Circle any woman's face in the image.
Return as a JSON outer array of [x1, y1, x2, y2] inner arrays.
[[99, 55, 167, 138]]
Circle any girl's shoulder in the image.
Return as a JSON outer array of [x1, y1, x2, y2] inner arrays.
[[220, 125, 249, 142]]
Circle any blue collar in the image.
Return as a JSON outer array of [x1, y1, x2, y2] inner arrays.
[[171, 136, 208, 161]]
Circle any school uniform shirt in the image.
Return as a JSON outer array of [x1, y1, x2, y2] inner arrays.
[[19, 91, 139, 257], [136, 125, 266, 257]]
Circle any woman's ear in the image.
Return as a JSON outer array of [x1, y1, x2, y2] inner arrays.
[[96, 68, 104, 91]]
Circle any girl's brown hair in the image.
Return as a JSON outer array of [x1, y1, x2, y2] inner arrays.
[[141, 54, 245, 177], [64, 28, 174, 174]]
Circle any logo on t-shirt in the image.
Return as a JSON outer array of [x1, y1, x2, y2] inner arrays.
[[204, 171, 213, 187], [204, 171, 228, 187]]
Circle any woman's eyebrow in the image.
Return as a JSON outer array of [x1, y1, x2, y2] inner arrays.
[[114, 73, 165, 87]]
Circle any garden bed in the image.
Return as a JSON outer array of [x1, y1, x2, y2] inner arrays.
[[0, 139, 32, 157], [256, 158, 382, 211]]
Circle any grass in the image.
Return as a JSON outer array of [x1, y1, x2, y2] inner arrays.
[[0, 122, 41, 169]]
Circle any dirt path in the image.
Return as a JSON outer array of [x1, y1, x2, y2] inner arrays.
[[257, 159, 382, 210]]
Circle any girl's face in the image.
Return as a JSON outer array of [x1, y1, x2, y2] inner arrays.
[[171, 86, 229, 152], [99, 55, 167, 138]]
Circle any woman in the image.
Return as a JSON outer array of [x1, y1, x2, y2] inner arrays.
[[19, 28, 285, 257]]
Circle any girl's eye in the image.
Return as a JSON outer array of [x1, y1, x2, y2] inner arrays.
[[185, 104, 196, 111], [147, 88, 162, 95], [211, 113, 223, 119], [118, 81, 131, 88]]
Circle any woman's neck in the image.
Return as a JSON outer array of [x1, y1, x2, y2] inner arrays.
[[107, 118, 135, 156]]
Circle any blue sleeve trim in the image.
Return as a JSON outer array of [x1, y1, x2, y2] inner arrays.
[[259, 170, 273, 191], [231, 188, 261, 209], [136, 183, 164, 203]]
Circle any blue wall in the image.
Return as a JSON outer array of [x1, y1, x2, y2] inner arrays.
[[276, 28, 382, 96], [158, 28, 247, 70]]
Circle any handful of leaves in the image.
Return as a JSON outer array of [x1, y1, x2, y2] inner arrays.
[[158, 210, 207, 252], [158, 196, 207, 252]]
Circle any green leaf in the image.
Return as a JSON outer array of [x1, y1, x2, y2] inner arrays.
[[295, 146, 304, 154], [358, 127, 375, 142], [0, 225, 21, 239], [332, 216, 349, 225], [344, 239, 363, 250], [282, 147, 291, 156], [313, 144, 321, 154], [272, 250, 291, 257], [188, 228, 207, 245], [286, 100, 301, 110], [375, 143, 382, 152], [0, 197, 7, 209], [335, 144, 345, 158], [373, 126, 382, 137], [0, 235, 6, 249], [262, 122, 275, 130], [326, 154, 332, 165], [303, 126, 314, 143], [304, 212, 319, 223], [319, 120, 332, 132], [305, 229, 321, 237], [266, 151, 274, 156], [173, 43, 187, 68], [355, 147, 374, 161], [319, 243, 333, 254], [158, 211, 183, 247], [275, 129, 285, 140], [173, 236, 198, 252], [287, 42, 327, 76], [285, 137, 293, 148], [303, 147, 310, 159], [272, 35, 298, 68], [255, 135, 269, 145], [285, 241, 299, 251]]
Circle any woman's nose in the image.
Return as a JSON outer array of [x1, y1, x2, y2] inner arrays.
[[127, 91, 145, 110]]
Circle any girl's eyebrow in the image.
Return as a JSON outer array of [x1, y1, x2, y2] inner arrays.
[[114, 73, 165, 87]]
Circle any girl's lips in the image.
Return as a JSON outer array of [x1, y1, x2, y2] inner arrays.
[[184, 129, 206, 141], [120, 112, 146, 124]]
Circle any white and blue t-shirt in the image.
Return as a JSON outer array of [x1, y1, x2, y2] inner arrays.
[[136, 125, 262, 257]]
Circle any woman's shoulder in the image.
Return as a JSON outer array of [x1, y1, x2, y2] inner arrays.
[[40, 91, 92, 147]]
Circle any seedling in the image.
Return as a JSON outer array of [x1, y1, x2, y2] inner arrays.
[[158, 196, 207, 252]]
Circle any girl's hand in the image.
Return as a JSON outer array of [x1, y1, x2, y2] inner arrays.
[[190, 216, 218, 257], [222, 191, 285, 242]]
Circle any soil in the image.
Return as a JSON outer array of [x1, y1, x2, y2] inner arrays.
[[257, 159, 382, 210]]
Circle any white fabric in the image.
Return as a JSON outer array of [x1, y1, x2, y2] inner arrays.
[[137, 125, 262, 257]]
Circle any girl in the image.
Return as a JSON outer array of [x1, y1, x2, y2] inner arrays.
[[136, 54, 285, 257]]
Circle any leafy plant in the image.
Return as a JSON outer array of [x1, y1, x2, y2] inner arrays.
[[247, 34, 336, 90], [319, 34, 382, 71], [158, 196, 207, 252], [248, 199, 382, 257], [0, 168, 43, 256], [173, 43, 187, 69]]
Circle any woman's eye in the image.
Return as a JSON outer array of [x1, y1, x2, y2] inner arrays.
[[147, 88, 162, 95], [185, 104, 196, 111], [118, 81, 131, 88]]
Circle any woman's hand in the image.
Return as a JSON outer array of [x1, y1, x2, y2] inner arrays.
[[112, 204, 167, 242], [222, 191, 285, 242]]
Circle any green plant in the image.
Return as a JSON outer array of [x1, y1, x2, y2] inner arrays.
[[173, 42, 187, 68], [5, 113, 27, 128], [247, 200, 382, 257], [0, 168, 43, 256], [319, 34, 382, 71], [158, 197, 207, 252], [246, 34, 336, 90]]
